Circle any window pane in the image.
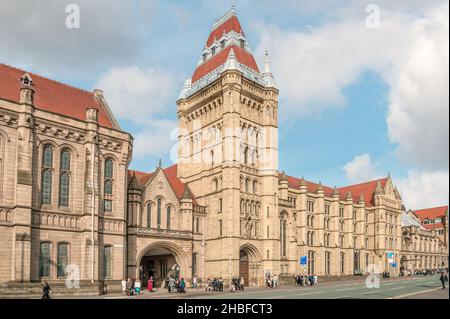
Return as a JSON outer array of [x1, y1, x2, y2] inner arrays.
[[157, 199, 161, 227], [39, 243, 51, 277], [104, 246, 112, 278], [104, 199, 112, 212], [42, 170, 52, 204], [104, 180, 112, 195], [60, 150, 70, 171], [57, 243, 68, 278], [59, 173, 70, 207], [147, 204, 151, 228], [43, 146, 53, 167], [105, 159, 113, 178], [167, 207, 171, 230]]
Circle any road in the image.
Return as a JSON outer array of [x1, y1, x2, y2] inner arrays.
[[187, 276, 447, 299]]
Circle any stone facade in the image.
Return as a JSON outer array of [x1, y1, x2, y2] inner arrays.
[[0, 9, 448, 292]]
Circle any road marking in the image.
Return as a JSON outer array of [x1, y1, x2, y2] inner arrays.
[[389, 287, 443, 299], [363, 290, 383, 295], [336, 287, 355, 291], [390, 286, 406, 290], [333, 296, 350, 299], [296, 291, 322, 296]]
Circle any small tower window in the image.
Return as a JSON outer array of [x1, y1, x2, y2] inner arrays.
[[240, 39, 245, 48], [211, 46, 216, 55], [202, 53, 207, 62], [220, 40, 225, 49]]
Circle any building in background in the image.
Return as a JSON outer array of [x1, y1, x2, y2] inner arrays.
[[0, 8, 448, 292]]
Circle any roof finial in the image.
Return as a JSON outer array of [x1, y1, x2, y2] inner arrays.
[[264, 49, 270, 73], [158, 158, 162, 168]]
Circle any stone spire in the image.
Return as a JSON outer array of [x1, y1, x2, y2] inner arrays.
[[280, 170, 288, 182], [358, 194, 365, 204], [182, 184, 193, 199], [345, 191, 353, 201], [178, 78, 192, 100], [128, 173, 141, 190], [300, 176, 307, 187], [19, 73, 35, 105], [224, 47, 238, 70], [332, 186, 339, 197], [263, 50, 277, 88], [317, 181, 324, 193]]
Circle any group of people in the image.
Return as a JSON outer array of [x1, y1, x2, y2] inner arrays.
[[265, 274, 279, 288], [294, 274, 318, 287], [205, 277, 224, 291], [166, 276, 186, 293], [121, 278, 143, 296], [229, 276, 245, 292]]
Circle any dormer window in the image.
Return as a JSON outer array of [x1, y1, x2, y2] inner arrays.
[[20, 73, 33, 86], [211, 46, 216, 55], [202, 53, 207, 62], [240, 39, 245, 48], [220, 40, 225, 49]]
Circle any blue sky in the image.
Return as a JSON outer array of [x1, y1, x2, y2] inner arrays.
[[0, 0, 448, 209]]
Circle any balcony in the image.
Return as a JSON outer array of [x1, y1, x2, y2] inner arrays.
[[134, 227, 193, 240]]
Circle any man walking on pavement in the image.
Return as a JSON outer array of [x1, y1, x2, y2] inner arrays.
[[440, 271, 448, 289]]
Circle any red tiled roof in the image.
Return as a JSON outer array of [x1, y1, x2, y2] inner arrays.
[[0, 63, 115, 128], [281, 173, 388, 207], [191, 45, 259, 83], [206, 15, 243, 47], [423, 223, 444, 230], [127, 165, 198, 205], [337, 178, 388, 207], [413, 206, 448, 220]]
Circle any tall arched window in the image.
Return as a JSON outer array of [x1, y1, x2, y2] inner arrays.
[[39, 242, 51, 278], [146, 203, 152, 228], [244, 147, 248, 165], [103, 246, 112, 279], [57, 243, 69, 278], [245, 179, 249, 193], [280, 214, 287, 257], [59, 148, 71, 207], [157, 198, 162, 229], [41, 145, 54, 205], [253, 180, 257, 193], [104, 158, 113, 212], [167, 206, 171, 230]]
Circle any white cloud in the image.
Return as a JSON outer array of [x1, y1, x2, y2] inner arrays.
[[396, 170, 449, 209], [133, 119, 178, 159], [342, 153, 379, 183], [94, 66, 175, 123], [255, 1, 448, 206]]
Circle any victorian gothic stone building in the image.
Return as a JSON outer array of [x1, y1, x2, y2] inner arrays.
[[0, 9, 448, 291]]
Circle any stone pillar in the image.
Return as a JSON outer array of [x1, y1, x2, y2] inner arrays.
[[12, 74, 35, 282]]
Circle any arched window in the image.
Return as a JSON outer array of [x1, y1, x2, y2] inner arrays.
[[41, 145, 53, 205], [39, 242, 51, 278], [213, 179, 219, 192], [253, 180, 257, 193], [244, 147, 248, 165], [167, 206, 171, 230], [146, 203, 152, 228], [280, 214, 287, 257], [104, 158, 113, 212], [59, 148, 71, 207], [157, 198, 162, 229], [57, 243, 69, 278], [245, 179, 249, 193]]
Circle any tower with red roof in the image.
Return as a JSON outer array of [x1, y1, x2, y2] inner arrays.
[[176, 7, 279, 283]]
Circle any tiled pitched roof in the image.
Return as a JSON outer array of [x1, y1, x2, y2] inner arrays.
[[337, 178, 388, 207], [413, 206, 448, 220], [413, 206, 448, 230], [127, 165, 198, 205], [207, 15, 243, 47], [191, 45, 259, 83], [0, 63, 115, 128], [281, 172, 388, 207]]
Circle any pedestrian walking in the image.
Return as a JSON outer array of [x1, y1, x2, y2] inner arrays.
[[41, 282, 51, 299], [192, 274, 198, 289], [440, 272, 448, 289], [147, 276, 154, 292], [135, 280, 141, 295], [313, 274, 318, 286], [179, 278, 186, 293], [121, 278, 127, 295], [240, 276, 245, 291]]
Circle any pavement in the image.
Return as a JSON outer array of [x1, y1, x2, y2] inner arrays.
[[51, 275, 449, 299]]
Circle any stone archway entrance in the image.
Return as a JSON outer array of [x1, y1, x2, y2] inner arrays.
[[239, 250, 249, 286], [137, 241, 188, 288], [239, 244, 262, 286]]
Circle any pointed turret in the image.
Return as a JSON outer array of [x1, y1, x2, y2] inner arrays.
[[224, 48, 238, 70], [358, 194, 365, 204], [332, 186, 339, 197], [375, 180, 384, 195], [345, 191, 353, 202], [182, 184, 193, 199], [263, 50, 277, 88], [128, 173, 141, 190]]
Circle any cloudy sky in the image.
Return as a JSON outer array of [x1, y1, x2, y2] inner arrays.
[[1, 0, 448, 210]]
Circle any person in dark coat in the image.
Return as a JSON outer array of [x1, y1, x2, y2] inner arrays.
[[440, 272, 448, 289], [42, 282, 51, 299]]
